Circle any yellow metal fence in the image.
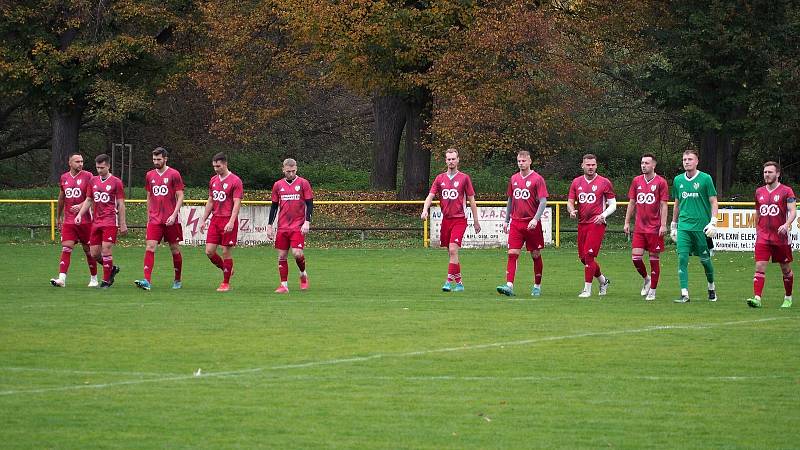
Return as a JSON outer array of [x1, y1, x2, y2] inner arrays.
[[0, 199, 756, 247]]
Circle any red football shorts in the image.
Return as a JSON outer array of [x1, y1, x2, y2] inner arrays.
[[631, 232, 665, 253], [754, 242, 793, 263], [275, 229, 305, 251], [577, 223, 606, 260], [440, 217, 468, 248], [61, 222, 92, 244], [508, 219, 544, 251], [90, 225, 118, 245], [206, 215, 238, 247], [146, 223, 183, 244]]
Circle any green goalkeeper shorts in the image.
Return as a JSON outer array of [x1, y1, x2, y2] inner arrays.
[[677, 230, 710, 256]]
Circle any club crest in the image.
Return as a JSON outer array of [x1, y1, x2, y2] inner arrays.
[[295, 185, 301, 191], [693, 182, 700, 190], [164, 178, 169, 184], [591, 185, 597, 192], [106, 185, 112, 191], [454, 181, 459, 187], [774, 194, 780, 202], [525, 180, 531, 188], [223, 183, 228, 189], [76, 180, 82, 185], [650, 185, 657, 192]]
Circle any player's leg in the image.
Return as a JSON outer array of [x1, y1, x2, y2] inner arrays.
[[577, 225, 592, 297], [498, 221, 522, 296], [646, 246, 662, 301], [168, 240, 183, 289], [51, 238, 75, 287], [99, 237, 118, 288], [631, 233, 649, 295], [747, 256, 768, 308], [780, 260, 793, 308], [696, 232, 716, 301], [291, 232, 308, 289], [439, 218, 454, 291], [497, 248, 520, 296], [274, 230, 290, 292], [448, 243, 463, 291], [205, 218, 225, 271], [589, 225, 610, 296], [205, 243, 224, 270], [674, 230, 691, 302], [136, 225, 159, 290], [529, 224, 544, 296], [80, 242, 98, 286], [220, 245, 234, 288]]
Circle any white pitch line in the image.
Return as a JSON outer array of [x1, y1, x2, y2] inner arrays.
[[0, 316, 792, 396], [0, 367, 182, 377]]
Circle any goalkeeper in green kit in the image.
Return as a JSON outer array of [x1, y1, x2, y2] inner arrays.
[[670, 148, 719, 303]]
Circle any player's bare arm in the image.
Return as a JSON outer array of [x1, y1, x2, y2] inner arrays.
[[56, 190, 65, 229], [225, 198, 242, 233], [623, 201, 635, 235], [420, 193, 435, 220], [117, 197, 128, 235], [75, 197, 93, 225], [658, 200, 668, 236], [567, 198, 577, 219], [468, 195, 481, 233], [201, 195, 214, 225], [166, 190, 184, 226], [779, 197, 797, 235]]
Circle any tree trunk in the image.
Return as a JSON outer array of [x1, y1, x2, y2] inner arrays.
[[49, 105, 84, 183], [699, 129, 736, 196], [399, 88, 431, 200], [370, 93, 407, 190]]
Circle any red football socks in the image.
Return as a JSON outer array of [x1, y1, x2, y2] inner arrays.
[[222, 259, 233, 283], [295, 255, 306, 272], [753, 271, 766, 297], [143, 250, 155, 282], [208, 253, 224, 270], [783, 271, 793, 296], [533, 254, 543, 285], [59, 246, 72, 274], [649, 255, 660, 289], [632, 255, 647, 278], [279, 257, 289, 282], [172, 252, 183, 281], [506, 253, 519, 283], [102, 255, 113, 282]]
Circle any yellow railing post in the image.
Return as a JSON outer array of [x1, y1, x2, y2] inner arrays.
[[555, 202, 561, 248], [50, 200, 56, 242], [423, 217, 429, 248]]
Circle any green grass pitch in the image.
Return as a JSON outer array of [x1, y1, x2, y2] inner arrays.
[[0, 244, 798, 449]]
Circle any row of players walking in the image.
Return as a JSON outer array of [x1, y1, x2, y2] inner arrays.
[[50, 147, 795, 307]]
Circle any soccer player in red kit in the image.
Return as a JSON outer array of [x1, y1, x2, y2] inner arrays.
[[421, 148, 482, 292], [75, 153, 127, 288], [567, 154, 616, 298], [135, 147, 185, 291], [50, 153, 98, 287], [201, 152, 243, 292], [496, 150, 548, 297], [623, 153, 669, 301], [747, 161, 796, 308], [267, 158, 314, 293]]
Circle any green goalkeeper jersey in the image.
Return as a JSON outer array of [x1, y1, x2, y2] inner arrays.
[[671, 171, 717, 231]]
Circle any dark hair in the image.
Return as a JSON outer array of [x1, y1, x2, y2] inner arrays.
[[212, 152, 227, 163], [763, 161, 781, 173], [95, 154, 111, 165], [582, 153, 597, 161], [641, 152, 657, 162], [68, 152, 83, 160], [152, 147, 168, 158]]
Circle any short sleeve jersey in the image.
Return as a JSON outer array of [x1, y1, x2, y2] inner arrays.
[[209, 172, 244, 217], [429, 171, 475, 219], [627, 174, 669, 234], [60, 170, 93, 225], [271, 176, 314, 231], [755, 184, 796, 245], [508, 171, 548, 221], [86, 175, 125, 227], [568, 175, 615, 224], [145, 167, 184, 225], [671, 171, 717, 231]]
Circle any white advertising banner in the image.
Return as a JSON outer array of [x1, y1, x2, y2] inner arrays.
[[179, 205, 272, 246], [429, 206, 553, 248], [713, 209, 800, 251]]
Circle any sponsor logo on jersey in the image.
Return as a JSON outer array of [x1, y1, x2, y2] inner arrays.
[[281, 194, 301, 201], [577, 193, 597, 203], [636, 192, 656, 204], [513, 188, 530, 200], [681, 192, 700, 199], [759, 204, 781, 216], [441, 189, 459, 200]]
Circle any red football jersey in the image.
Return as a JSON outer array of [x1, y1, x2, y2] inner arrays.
[[627, 174, 669, 234], [755, 183, 796, 245], [86, 175, 125, 227], [60, 170, 93, 225], [429, 171, 475, 219], [507, 170, 548, 221], [209, 172, 243, 217], [145, 167, 185, 225], [271, 176, 314, 231], [568, 174, 615, 224]]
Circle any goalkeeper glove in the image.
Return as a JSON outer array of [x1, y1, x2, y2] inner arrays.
[[670, 222, 677, 242], [703, 217, 718, 238]]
